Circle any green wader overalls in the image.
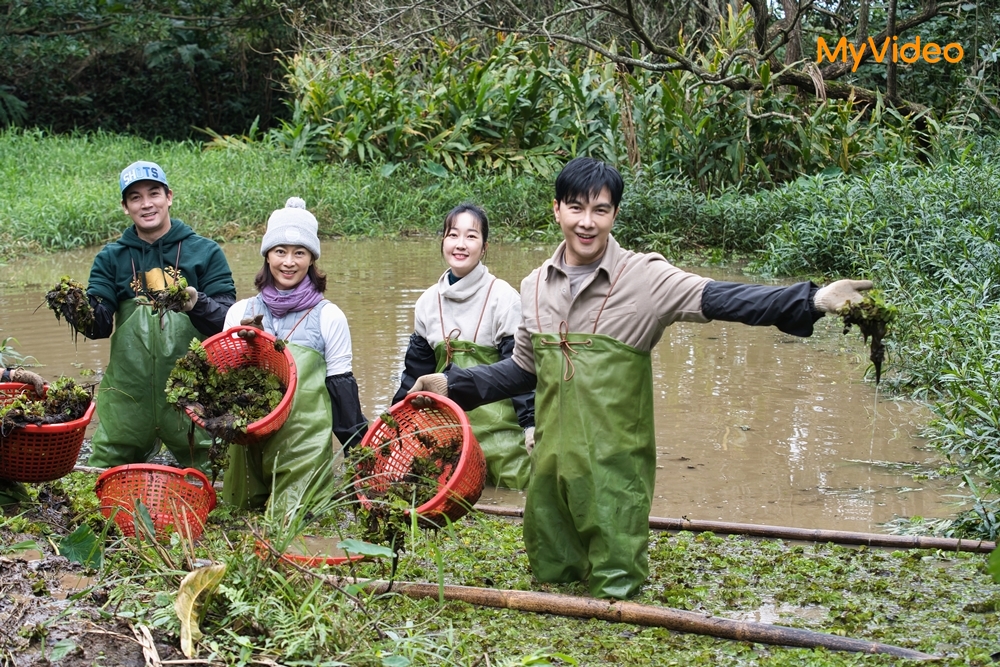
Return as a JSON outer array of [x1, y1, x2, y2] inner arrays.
[[222, 343, 335, 518], [433, 340, 530, 490], [523, 260, 655, 600], [88, 299, 212, 471], [432, 281, 530, 490]]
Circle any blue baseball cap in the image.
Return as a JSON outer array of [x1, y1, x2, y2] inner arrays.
[[119, 161, 169, 195]]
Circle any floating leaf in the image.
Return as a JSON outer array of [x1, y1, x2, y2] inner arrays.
[[48, 638, 77, 661], [175, 563, 227, 658], [989, 547, 1000, 584], [58, 524, 102, 568], [337, 539, 393, 559]]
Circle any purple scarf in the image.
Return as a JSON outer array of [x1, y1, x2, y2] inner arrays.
[[260, 279, 324, 318]]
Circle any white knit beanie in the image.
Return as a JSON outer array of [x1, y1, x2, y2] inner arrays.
[[260, 197, 321, 259]]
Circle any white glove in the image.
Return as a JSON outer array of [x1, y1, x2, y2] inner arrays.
[[408, 373, 448, 408], [409, 373, 448, 397], [524, 426, 536, 453], [813, 279, 873, 314], [180, 286, 199, 312]]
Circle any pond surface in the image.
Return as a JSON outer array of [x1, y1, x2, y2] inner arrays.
[[0, 239, 957, 532]]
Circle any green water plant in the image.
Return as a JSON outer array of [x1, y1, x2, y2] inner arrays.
[[43, 276, 93, 342], [165, 339, 284, 482], [0, 376, 91, 431], [837, 291, 898, 384]]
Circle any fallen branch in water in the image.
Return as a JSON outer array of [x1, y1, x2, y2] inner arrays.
[[475, 505, 996, 553], [335, 577, 938, 660]]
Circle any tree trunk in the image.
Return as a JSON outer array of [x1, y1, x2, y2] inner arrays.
[[886, 0, 898, 102], [782, 0, 802, 65]]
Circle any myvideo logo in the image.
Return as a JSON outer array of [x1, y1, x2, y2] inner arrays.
[[817, 36, 964, 72]]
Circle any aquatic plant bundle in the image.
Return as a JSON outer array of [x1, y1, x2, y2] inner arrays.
[[349, 419, 463, 549], [837, 292, 898, 384], [0, 376, 91, 431], [165, 339, 285, 443], [44, 276, 94, 342], [131, 267, 191, 314]]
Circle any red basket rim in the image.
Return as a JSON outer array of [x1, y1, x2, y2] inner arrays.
[[254, 537, 366, 567], [95, 463, 218, 513], [357, 391, 478, 517], [184, 326, 297, 439], [0, 382, 96, 433]]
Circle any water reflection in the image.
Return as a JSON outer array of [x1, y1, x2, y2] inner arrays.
[[0, 239, 956, 532]]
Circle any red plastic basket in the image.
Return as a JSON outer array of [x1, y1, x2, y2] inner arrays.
[[0, 382, 95, 483], [183, 326, 297, 445], [94, 464, 217, 541], [254, 536, 366, 568], [354, 392, 486, 526]]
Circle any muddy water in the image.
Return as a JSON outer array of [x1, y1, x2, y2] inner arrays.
[[0, 240, 955, 532]]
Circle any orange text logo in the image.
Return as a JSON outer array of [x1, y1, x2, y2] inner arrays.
[[817, 36, 964, 72]]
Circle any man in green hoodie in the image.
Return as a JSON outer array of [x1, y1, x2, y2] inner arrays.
[[74, 161, 236, 470]]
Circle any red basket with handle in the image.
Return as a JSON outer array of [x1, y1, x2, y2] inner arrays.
[[183, 326, 297, 445], [94, 464, 217, 541], [0, 383, 95, 483], [353, 392, 486, 526]]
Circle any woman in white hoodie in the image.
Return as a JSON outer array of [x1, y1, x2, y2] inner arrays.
[[393, 204, 534, 490]]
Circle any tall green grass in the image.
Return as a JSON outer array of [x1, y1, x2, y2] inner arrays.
[[0, 129, 552, 261], [741, 143, 1000, 537]]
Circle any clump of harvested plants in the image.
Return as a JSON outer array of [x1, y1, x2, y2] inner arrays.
[[131, 267, 190, 314], [838, 292, 898, 384], [44, 277, 94, 341], [165, 339, 285, 443], [0, 377, 92, 433], [350, 417, 463, 550]]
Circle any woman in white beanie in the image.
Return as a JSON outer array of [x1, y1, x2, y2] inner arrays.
[[222, 197, 367, 516], [392, 203, 534, 490]]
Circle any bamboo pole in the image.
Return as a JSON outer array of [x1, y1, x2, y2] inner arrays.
[[475, 505, 996, 553], [337, 578, 937, 660]]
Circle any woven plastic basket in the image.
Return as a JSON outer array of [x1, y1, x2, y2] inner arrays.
[[184, 326, 297, 445], [94, 464, 217, 541], [0, 382, 95, 483], [354, 392, 486, 526], [254, 536, 366, 567]]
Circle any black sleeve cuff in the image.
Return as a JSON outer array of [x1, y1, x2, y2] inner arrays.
[[188, 292, 237, 337], [445, 357, 537, 413], [701, 280, 823, 337], [326, 372, 369, 451], [80, 295, 115, 339], [392, 333, 438, 405]]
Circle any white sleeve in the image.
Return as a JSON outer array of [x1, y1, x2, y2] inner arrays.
[[320, 303, 354, 376], [224, 299, 251, 330]]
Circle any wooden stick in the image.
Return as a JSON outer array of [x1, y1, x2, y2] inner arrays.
[[336, 578, 938, 660], [475, 505, 996, 553]]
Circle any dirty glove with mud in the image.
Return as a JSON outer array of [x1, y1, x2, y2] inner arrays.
[[524, 426, 536, 453], [408, 373, 448, 408], [4, 368, 46, 395], [240, 314, 265, 329], [813, 279, 874, 314]]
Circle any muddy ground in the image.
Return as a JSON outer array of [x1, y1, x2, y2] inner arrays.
[[0, 484, 184, 667]]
